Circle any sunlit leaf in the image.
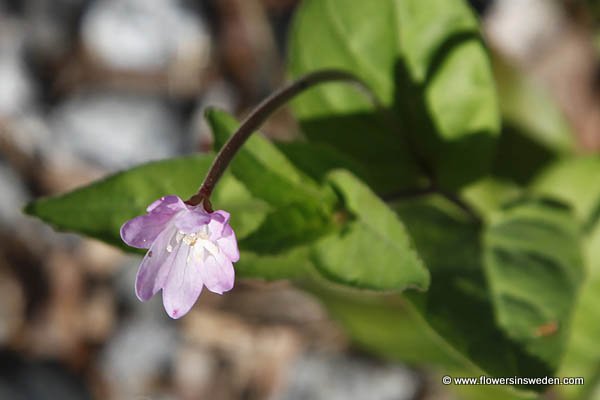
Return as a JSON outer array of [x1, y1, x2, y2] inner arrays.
[[288, 0, 500, 191], [311, 170, 430, 291]]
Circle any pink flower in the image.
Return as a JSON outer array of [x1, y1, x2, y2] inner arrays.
[[120, 195, 239, 319]]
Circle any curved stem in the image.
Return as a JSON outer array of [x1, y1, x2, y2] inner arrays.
[[187, 68, 481, 224], [187, 69, 381, 210]]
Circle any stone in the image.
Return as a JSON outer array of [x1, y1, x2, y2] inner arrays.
[[277, 353, 419, 400], [49, 91, 183, 170], [82, 0, 210, 72]]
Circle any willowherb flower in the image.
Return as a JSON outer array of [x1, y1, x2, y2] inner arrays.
[[120, 195, 239, 319]]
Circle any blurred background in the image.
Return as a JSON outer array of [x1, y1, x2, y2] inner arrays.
[[0, 0, 599, 399]]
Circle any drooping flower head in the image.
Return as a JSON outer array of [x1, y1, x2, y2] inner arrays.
[[120, 195, 239, 319]]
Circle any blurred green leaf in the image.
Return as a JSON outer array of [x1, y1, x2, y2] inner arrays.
[[461, 177, 522, 221], [237, 246, 313, 281], [311, 170, 430, 291], [531, 156, 600, 399], [311, 195, 567, 393], [309, 284, 535, 400], [489, 56, 575, 188], [461, 60, 578, 218], [532, 156, 600, 230], [25, 155, 268, 249], [558, 254, 600, 400], [484, 198, 584, 371], [288, 0, 499, 191], [395, 197, 551, 383], [307, 284, 468, 367], [493, 55, 575, 155]]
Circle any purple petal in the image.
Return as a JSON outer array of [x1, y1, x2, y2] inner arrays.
[[162, 245, 204, 319], [207, 210, 230, 239], [121, 195, 186, 249], [200, 253, 235, 295], [120, 215, 170, 249], [174, 209, 211, 234], [147, 195, 186, 213], [217, 224, 239, 262], [135, 227, 176, 301]]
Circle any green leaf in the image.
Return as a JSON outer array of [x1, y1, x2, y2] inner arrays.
[[484, 198, 584, 371], [532, 156, 600, 231], [307, 283, 535, 400], [461, 177, 522, 222], [308, 195, 549, 395], [210, 173, 271, 239], [306, 283, 469, 368], [311, 170, 430, 291], [25, 155, 269, 249], [237, 246, 312, 281], [288, 0, 499, 191], [558, 257, 600, 399], [531, 156, 600, 398], [205, 108, 335, 209], [395, 197, 551, 382], [239, 202, 335, 254]]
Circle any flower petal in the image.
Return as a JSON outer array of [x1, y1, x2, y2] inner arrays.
[[135, 226, 176, 301], [147, 195, 186, 213], [217, 224, 239, 262], [121, 195, 186, 249], [162, 245, 204, 319], [174, 209, 211, 234], [200, 253, 235, 295], [208, 210, 230, 239]]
